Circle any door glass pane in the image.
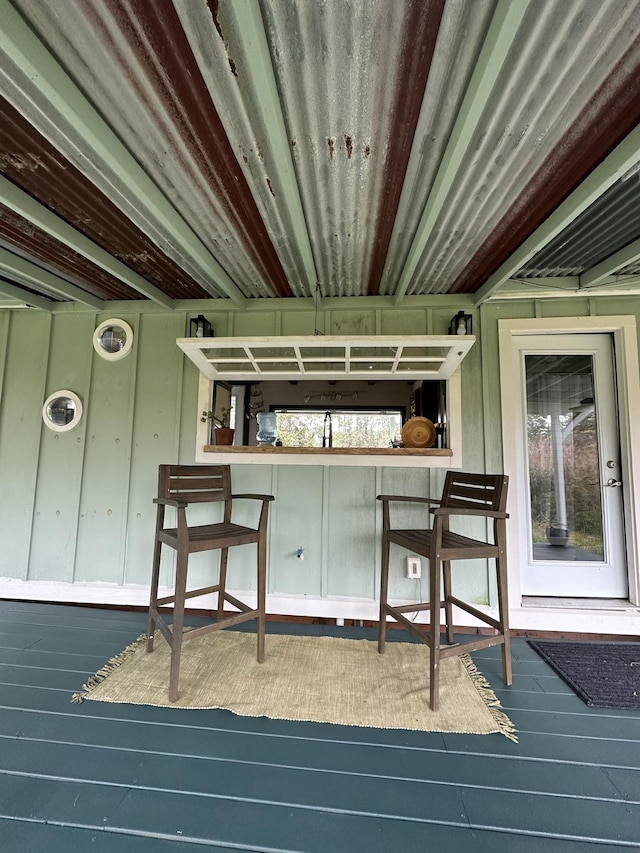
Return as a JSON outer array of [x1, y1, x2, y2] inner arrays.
[[525, 354, 603, 562]]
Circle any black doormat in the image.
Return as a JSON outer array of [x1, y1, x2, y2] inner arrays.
[[528, 640, 640, 709]]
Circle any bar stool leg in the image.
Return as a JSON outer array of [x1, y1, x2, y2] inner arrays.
[[256, 539, 266, 663], [147, 513, 164, 653], [496, 554, 512, 685], [169, 549, 188, 703], [217, 548, 229, 619], [378, 537, 390, 654], [429, 557, 442, 711], [442, 559, 454, 644]]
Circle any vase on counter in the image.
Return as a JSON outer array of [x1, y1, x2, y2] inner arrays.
[[256, 412, 278, 445]]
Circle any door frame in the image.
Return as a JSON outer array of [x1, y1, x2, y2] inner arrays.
[[499, 316, 640, 612], [518, 334, 626, 597]]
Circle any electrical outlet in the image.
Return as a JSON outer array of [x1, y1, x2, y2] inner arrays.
[[406, 556, 421, 579]]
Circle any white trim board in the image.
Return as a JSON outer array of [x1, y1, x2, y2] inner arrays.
[[194, 371, 465, 468], [498, 315, 640, 615], [2, 578, 639, 636]]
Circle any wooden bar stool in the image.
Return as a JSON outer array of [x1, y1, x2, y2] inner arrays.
[[147, 464, 274, 702], [377, 471, 511, 710]]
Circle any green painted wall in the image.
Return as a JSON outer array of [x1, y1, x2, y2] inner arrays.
[[1, 295, 638, 611]]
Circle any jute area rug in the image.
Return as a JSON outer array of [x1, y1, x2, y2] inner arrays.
[[73, 631, 517, 740]]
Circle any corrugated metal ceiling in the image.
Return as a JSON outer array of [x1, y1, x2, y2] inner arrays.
[[1, 0, 640, 311]]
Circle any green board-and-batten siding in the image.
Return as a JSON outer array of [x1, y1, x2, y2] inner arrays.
[[0, 295, 638, 612]]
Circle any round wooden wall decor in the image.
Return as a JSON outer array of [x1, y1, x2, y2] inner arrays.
[[401, 416, 436, 448]]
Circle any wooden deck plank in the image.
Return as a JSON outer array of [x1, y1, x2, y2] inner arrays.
[[0, 818, 244, 853], [0, 662, 102, 691], [0, 623, 145, 646], [0, 708, 628, 802], [0, 604, 148, 631], [462, 787, 640, 845], [1, 602, 640, 852], [601, 767, 640, 800], [0, 805, 634, 853], [496, 689, 636, 713], [0, 739, 472, 826], [2, 669, 639, 769], [498, 707, 640, 739], [3, 683, 640, 774], [0, 681, 452, 751], [0, 772, 128, 826], [441, 730, 640, 766], [0, 719, 626, 803], [0, 644, 122, 667], [106, 786, 631, 853]]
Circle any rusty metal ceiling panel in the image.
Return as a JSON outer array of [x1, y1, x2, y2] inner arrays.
[[395, 0, 640, 295], [0, 96, 208, 301], [2, 0, 640, 309], [235, 0, 446, 297], [10, 0, 292, 299], [377, 0, 498, 296], [455, 20, 640, 292], [0, 204, 143, 300], [518, 173, 640, 277]]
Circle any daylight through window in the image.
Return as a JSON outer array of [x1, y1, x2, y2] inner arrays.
[[273, 407, 403, 449]]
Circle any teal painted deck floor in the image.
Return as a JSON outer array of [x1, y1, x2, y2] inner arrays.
[[0, 600, 639, 852]]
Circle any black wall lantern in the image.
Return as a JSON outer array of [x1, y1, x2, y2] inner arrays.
[[189, 314, 213, 338], [449, 310, 472, 336]]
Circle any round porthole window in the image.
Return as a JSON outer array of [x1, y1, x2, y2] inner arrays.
[[93, 318, 134, 361], [42, 390, 83, 432]]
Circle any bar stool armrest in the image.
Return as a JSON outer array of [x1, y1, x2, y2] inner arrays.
[[377, 494, 441, 505], [153, 497, 188, 509], [232, 494, 275, 502], [431, 507, 509, 519]]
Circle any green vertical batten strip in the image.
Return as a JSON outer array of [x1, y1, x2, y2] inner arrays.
[[373, 465, 383, 600], [71, 315, 97, 585], [118, 313, 141, 586], [43, 314, 92, 586], [25, 312, 52, 580], [393, 0, 529, 306], [320, 466, 331, 599], [0, 312, 9, 400], [267, 464, 279, 596], [0, 1, 246, 306]]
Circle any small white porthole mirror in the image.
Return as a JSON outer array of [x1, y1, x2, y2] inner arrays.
[[42, 390, 83, 432], [93, 318, 134, 361]]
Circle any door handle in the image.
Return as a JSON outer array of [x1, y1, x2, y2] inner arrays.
[[605, 478, 622, 487]]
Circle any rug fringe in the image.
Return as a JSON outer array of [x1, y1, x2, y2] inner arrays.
[[71, 632, 147, 704], [459, 653, 518, 742]]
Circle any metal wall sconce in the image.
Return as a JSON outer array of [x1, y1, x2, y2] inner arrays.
[[449, 311, 472, 336], [190, 314, 213, 338]]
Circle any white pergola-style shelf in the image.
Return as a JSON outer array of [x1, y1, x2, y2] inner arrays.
[[177, 335, 475, 382], [181, 335, 475, 468]]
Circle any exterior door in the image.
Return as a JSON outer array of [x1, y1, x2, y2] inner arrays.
[[516, 334, 627, 598]]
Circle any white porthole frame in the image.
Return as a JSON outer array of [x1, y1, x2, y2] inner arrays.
[[42, 390, 83, 433], [93, 318, 134, 361]]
